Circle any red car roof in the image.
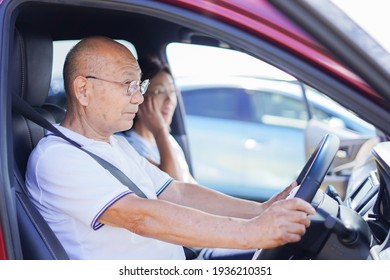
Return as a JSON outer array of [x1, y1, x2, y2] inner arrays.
[[161, 0, 383, 106]]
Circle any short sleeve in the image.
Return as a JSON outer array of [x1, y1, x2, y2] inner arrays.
[[27, 142, 132, 230]]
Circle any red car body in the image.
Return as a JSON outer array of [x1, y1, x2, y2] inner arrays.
[[0, 0, 389, 260], [162, 0, 379, 103]]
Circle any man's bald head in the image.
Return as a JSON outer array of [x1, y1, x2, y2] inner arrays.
[[63, 36, 138, 98]]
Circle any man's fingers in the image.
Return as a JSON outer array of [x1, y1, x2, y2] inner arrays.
[[287, 210, 312, 228], [280, 198, 316, 216]]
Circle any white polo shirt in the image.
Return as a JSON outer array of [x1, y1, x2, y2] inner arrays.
[[121, 130, 193, 183], [25, 125, 185, 260]]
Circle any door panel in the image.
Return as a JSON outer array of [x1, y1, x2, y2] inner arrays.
[[304, 119, 376, 198]]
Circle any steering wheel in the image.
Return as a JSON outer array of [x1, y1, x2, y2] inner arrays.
[[253, 133, 340, 260]]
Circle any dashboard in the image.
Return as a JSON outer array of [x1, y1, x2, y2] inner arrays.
[[346, 142, 390, 259]]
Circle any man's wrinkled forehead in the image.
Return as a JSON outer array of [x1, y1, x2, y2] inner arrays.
[[121, 61, 142, 80]]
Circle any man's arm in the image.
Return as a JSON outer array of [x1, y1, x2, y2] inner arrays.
[[98, 190, 314, 250], [158, 180, 296, 219]]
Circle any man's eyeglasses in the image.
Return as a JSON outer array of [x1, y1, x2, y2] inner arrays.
[[85, 76, 150, 96]]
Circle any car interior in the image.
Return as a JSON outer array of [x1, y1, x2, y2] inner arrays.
[[5, 1, 390, 260]]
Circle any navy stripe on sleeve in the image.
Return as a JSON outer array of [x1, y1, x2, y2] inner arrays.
[[156, 178, 174, 196], [91, 190, 133, 230]]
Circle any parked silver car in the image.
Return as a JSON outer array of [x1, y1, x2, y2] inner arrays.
[[178, 76, 376, 201]]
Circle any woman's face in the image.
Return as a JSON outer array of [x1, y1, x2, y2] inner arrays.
[[146, 70, 178, 124]]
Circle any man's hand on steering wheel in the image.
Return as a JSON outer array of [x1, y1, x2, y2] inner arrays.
[[262, 181, 298, 210], [248, 198, 315, 249]]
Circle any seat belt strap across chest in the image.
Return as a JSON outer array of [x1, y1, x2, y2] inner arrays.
[[12, 94, 147, 199]]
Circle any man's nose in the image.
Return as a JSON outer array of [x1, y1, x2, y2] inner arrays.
[[131, 89, 144, 104]]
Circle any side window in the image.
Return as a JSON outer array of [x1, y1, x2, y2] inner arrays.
[[305, 86, 375, 135], [182, 88, 247, 121], [311, 106, 333, 122], [250, 90, 307, 128], [261, 91, 307, 120], [305, 86, 337, 123]]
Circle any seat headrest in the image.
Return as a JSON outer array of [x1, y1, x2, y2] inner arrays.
[[13, 25, 53, 107]]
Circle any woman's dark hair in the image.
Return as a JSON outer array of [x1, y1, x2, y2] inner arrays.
[[138, 55, 172, 81]]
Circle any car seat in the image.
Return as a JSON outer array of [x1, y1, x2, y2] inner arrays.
[[44, 94, 67, 123], [11, 25, 69, 259]]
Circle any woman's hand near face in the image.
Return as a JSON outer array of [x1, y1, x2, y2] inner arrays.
[[137, 95, 168, 137], [137, 94, 184, 181]]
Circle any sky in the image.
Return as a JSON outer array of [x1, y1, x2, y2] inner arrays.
[[332, 0, 390, 52]]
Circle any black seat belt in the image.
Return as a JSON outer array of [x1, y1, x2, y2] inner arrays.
[[12, 94, 147, 199]]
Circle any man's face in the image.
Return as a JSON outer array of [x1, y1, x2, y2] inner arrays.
[[84, 47, 144, 136]]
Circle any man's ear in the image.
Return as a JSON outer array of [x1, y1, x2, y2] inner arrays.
[[73, 76, 90, 106]]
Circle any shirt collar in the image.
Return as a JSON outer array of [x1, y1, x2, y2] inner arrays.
[[51, 124, 118, 147]]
